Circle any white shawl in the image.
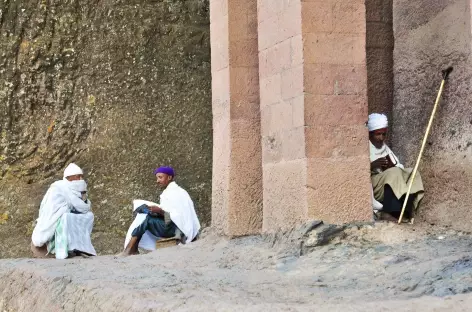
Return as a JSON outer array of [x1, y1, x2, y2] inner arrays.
[[124, 182, 201, 250], [32, 179, 91, 247], [369, 142, 404, 173]]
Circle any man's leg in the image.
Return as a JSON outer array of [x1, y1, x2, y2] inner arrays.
[[122, 216, 154, 256], [381, 184, 402, 221], [382, 185, 416, 221]]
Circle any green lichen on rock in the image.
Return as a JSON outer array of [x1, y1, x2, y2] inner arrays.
[[0, 0, 212, 258]]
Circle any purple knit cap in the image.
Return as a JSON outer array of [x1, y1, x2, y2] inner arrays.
[[153, 166, 175, 177]]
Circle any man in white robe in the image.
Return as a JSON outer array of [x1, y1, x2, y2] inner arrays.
[[121, 166, 200, 256], [31, 163, 97, 259], [368, 113, 425, 222]]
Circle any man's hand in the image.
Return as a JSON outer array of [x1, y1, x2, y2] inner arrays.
[[371, 157, 389, 171], [148, 206, 165, 216]]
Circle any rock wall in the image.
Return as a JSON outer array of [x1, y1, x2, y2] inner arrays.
[[0, 0, 212, 257], [393, 0, 472, 230]]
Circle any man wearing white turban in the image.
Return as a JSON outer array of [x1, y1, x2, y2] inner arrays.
[[368, 113, 425, 222], [31, 163, 97, 259]]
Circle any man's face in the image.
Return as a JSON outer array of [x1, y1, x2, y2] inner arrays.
[[66, 174, 83, 181], [369, 128, 388, 149], [156, 173, 173, 188]]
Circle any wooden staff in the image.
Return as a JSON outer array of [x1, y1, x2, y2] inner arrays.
[[398, 67, 453, 224]]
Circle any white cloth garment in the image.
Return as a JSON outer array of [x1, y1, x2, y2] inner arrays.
[[370, 142, 404, 173], [367, 113, 388, 132], [63, 163, 83, 178], [124, 182, 201, 250], [31, 179, 96, 258], [371, 187, 383, 211]]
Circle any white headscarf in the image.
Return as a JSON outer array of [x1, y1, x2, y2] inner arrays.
[[367, 113, 388, 132], [63, 163, 83, 178]]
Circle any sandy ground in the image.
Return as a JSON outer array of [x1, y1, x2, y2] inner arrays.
[[0, 222, 472, 311]]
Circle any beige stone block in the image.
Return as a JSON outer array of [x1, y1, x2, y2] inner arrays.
[[229, 66, 260, 120], [304, 94, 367, 127], [230, 66, 259, 99], [211, 114, 231, 233], [291, 95, 305, 128], [210, 0, 228, 23], [306, 156, 372, 224], [229, 0, 257, 16], [228, 119, 263, 236], [281, 64, 304, 100], [262, 159, 308, 232], [262, 132, 283, 164], [260, 101, 292, 136], [259, 39, 291, 78], [278, 1, 302, 42], [305, 64, 367, 96], [303, 64, 334, 95], [290, 35, 304, 66], [212, 68, 230, 119], [304, 33, 366, 65], [257, 0, 284, 22], [332, 1, 366, 34], [258, 15, 280, 51], [281, 127, 306, 161], [259, 74, 282, 109], [229, 13, 258, 42], [229, 38, 259, 68], [305, 124, 368, 158], [301, 1, 333, 33], [210, 17, 229, 72]]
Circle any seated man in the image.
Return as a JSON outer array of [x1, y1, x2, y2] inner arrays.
[[368, 113, 425, 222], [31, 163, 97, 259], [121, 166, 201, 256]]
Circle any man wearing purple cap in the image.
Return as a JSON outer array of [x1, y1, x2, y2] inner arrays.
[[121, 166, 201, 256]]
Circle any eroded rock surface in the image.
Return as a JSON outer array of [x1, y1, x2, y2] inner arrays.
[[0, 223, 471, 311], [393, 0, 472, 231]]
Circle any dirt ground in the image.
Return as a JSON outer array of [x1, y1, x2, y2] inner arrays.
[[0, 221, 472, 311]]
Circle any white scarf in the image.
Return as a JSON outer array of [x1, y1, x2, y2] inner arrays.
[[32, 179, 91, 247], [159, 182, 201, 243], [369, 142, 404, 173]]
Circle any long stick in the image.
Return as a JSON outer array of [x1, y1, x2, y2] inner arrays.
[[398, 67, 453, 224]]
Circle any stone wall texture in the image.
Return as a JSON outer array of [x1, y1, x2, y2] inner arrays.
[[393, 0, 472, 231], [210, 0, 263, 236], [366, 0, 394, 124], [0, 0, 212, 258]]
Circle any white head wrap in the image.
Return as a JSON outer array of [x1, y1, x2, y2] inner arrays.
[[367, 113, 388, 132], [63, 163, 83, 178]]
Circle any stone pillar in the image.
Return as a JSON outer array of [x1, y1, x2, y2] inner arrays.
[[393, 0, 472, 231], [210, 0, 263, 236], [258, 0, 372, 231]]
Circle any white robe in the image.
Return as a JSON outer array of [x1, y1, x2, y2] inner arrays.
[[369, 142, 405, 211], [369, 142, 404, 172], [124, 182, 201, 250], [31, 180, 96, 259]]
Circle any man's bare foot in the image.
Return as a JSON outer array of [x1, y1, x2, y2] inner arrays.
[[114, 250, 139, 258], [31, 242, 48, 258]]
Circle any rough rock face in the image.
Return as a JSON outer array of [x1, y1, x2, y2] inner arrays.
[[393, 0, 472, 231], [0, 0, 211, 257]]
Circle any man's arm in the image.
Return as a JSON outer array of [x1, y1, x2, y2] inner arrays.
[[148, 205, 165, 216]]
